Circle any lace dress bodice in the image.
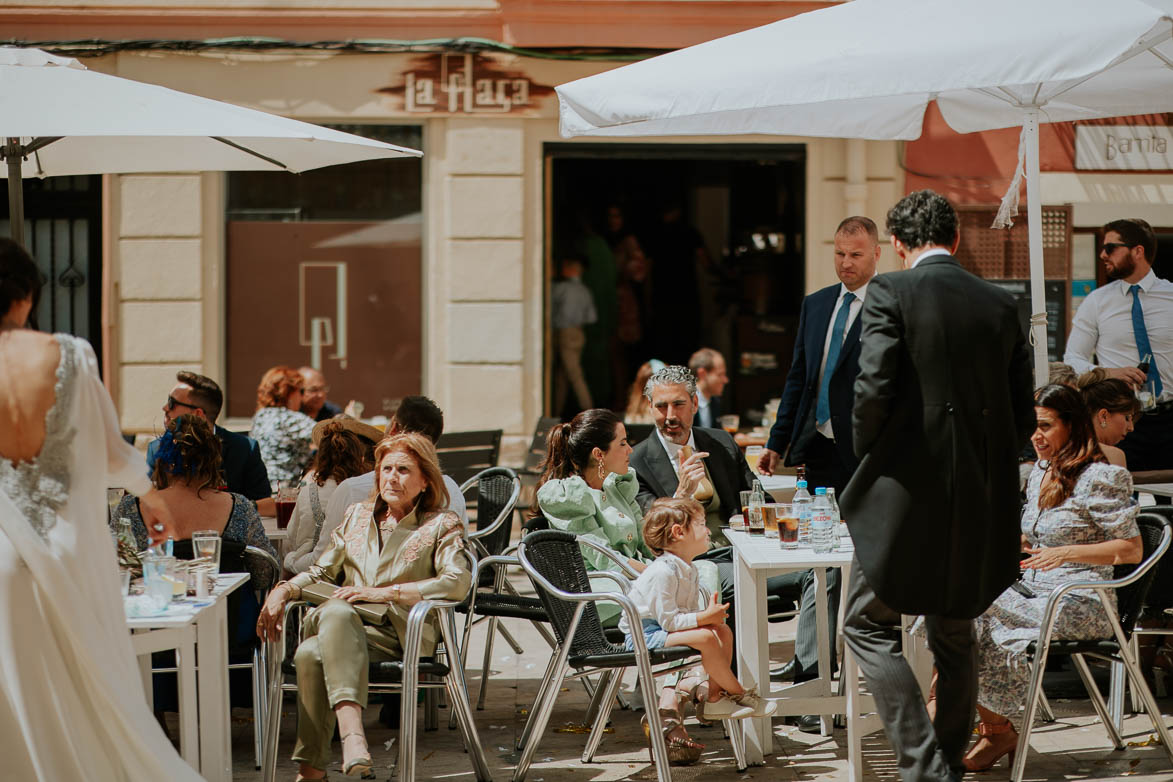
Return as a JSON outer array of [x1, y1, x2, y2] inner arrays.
[[0, 334, 79, 540]]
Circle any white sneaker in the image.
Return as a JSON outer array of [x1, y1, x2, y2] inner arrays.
[[697, 694, 749, 719], [731, 687, 777, 719]]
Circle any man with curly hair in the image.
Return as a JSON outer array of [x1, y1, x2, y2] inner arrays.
[[840, 190, 1035, 782]]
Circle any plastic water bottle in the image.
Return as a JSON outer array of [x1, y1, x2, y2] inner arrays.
[[811, 487, 834, 554], [793, 479, 812, 544], [826, 488, 842, 550]]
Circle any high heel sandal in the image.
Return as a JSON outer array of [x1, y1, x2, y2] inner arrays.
[[340, 731, 375, 779], [963, 720, 1018, 772]]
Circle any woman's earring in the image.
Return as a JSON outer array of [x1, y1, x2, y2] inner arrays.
[[1100, 420, 1107, 429], [597, 461, 607, 500]]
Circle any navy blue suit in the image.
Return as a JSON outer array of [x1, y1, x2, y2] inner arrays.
[[147, 425, 271, 502], [767, 283, 863, 479]]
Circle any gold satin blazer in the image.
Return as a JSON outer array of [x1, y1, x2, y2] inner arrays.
[[288, 501, 473, 656]]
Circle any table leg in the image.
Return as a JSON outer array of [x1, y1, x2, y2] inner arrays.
[[845, 646, 861, 782], [734, 552, 769, 764], [197, 598, 233, 781], [177, 627, 199, 767]]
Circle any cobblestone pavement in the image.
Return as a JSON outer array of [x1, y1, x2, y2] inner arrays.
[[228, 570, 1173, 782]]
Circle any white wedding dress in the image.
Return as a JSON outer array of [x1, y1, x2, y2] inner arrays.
[[0, 334, 202, 781]]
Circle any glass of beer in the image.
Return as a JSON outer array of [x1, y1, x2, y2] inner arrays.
[[745, 445, 764, 474], [275, 482, 297, 530], [762, 502, 781, 539], [777, 503, 799, 549], [719, 414, 740, 434]]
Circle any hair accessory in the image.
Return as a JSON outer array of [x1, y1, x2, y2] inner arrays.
[[155, 429, 185, 475]]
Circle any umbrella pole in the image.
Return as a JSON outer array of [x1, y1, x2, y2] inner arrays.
[[4, 138, 24, 248], [1023, 111, 1049, 388]]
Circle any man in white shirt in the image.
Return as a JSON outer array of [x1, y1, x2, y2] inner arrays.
[[688, 348, 729, 429], [1065, 218, 1173, 471], [309, 396, 467, 567]]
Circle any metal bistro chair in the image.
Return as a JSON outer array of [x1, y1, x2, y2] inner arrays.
[[1119, 506, 1173, 722], [259, 560, 491, 782], [513, 530, 748, 782], [1009, 511, 1173, 782]]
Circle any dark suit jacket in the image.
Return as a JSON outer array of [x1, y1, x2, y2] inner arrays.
[[630, 426, 755, 516], [840, 254, 1035, 619], [147, 425, 272, 501], [766, 283, 863, 470]]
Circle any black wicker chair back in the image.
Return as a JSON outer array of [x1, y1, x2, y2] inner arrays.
[[1138, 506, 1173, 611], [475, 472, 517, 563], [522, 509, 550, 535], [521, 529, 624, 659], [1113, 512, 1167, 635]]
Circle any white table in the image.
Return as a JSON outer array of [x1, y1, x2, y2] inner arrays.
[[729, 529, 875, 781], [127, 572, 250, 782]]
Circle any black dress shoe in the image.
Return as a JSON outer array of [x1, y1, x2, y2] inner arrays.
[[784, 713, 823, 733], [770, 659, 798, 682]]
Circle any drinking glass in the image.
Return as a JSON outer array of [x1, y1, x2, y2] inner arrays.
[[141, 554, 175, 611], [275, 483, 298, 530], [745, 445, 764, 474], [106, 487, 125, 524], [728, 513, 746, 532], [119, 567, 131, 597], [192, 529, 222, 576], [739, 490, 754, 520], [719, 414, 740, 434], [777, 503, 799, 549], [762, 502, 781, 539]]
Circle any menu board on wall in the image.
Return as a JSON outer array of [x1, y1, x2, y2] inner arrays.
[[986, 279, 1067, 361]]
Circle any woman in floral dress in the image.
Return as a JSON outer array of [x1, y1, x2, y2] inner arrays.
[[250, 365, 316, 483], [964, 384, 1142, 771]]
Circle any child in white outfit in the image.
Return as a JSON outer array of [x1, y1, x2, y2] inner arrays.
[[619, 497, 776, 720]]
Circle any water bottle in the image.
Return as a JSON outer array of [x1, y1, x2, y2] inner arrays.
[[811, 487, 833, 554], [826, 488, 842, 550], [793, 479, 812, 544], [116, 516, 135, 551]]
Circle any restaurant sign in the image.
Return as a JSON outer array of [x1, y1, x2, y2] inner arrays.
[[377, 53, 553, 116], [1075, 125, 1173, 170]]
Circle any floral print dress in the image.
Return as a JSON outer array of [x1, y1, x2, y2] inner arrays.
[[975, 461, 1139, 717], [249, 405, 316, 483]]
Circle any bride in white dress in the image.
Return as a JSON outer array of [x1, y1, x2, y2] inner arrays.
[[0, 239, 203, 781]]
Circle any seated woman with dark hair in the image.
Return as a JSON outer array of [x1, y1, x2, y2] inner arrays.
[[250, 365, 317, 483], [257, 433, 473, 781], [963, 384, 1142, 771], [1077, 368, 1142, 469], [113, 413, 276, 570]]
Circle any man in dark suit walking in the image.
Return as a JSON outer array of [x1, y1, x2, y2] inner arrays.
[[841, 190, 1035, 782], [757, 216, 880, 713]]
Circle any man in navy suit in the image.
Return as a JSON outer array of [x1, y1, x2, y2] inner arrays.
[[758, 216, 880, 716]]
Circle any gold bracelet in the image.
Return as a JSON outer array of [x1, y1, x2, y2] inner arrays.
[[391, 584, 401, 604]]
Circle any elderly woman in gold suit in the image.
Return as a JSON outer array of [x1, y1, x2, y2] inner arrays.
[[257, 432, 473, 781]]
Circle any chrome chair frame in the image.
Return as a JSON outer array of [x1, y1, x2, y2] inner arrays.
[[1010, 513, 1173, 782], [259, 564, 491, 782], [513, 534, 747, 782]]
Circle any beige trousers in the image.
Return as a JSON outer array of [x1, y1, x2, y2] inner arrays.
[[292, 599, 401, 770], [554, 326, 593, 413]]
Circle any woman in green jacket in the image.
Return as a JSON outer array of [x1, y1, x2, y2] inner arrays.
[[535, 408, 710, 763]]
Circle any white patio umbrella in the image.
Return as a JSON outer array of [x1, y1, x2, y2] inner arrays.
[[557, 0, 1173, 385], [0, 48, 421, 247]]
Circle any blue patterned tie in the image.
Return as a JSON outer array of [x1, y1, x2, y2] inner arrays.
[[816, 291, 856, 426], [1130, 284, 1163, 397]]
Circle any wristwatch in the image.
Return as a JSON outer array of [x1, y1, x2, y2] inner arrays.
[[391, 585, 401, 603]]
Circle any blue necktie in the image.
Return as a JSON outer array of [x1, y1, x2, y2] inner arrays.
[[816, 291, 855, 426], [1130, 284, 1163, 397]]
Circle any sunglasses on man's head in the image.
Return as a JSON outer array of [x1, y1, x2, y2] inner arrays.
[[1101, 242, 1133, 254], [166, 395, 201, 412]]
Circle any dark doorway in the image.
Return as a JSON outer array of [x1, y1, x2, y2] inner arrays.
[[1, 175, 104, 366], [545, 144, 806, 423]]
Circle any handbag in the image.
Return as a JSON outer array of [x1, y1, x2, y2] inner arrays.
[[299, 581, 390, 625]]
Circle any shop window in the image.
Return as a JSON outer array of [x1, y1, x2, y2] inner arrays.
[[225, 125, 422, 418]]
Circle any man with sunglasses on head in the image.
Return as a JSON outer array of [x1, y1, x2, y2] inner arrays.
[[146, 371, 274, 514], [1065, 218, 1173, 471]]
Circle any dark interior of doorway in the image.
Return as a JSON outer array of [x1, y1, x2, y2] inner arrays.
[[547, 144, 806, 425]]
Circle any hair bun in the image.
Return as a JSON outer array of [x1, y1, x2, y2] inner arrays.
[[1075, 367, 1107, 390]]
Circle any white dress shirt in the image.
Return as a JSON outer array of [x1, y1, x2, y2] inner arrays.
[[655, 428, 696, 478], [1064, 269, 1173, 402], [616, 551, 709, 634], [696, 389, 713, 428], [815, 281, 869, 439], [910, 246, 952, 269]]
